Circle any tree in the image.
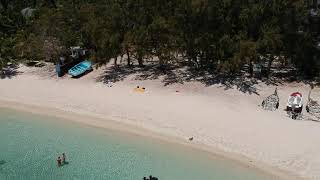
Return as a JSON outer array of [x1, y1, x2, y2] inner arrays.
[[1, 0, 319, 79]]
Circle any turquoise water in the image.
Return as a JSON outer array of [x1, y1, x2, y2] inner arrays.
[[0, 108, 275, 180]]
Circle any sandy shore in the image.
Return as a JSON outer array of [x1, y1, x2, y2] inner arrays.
[[1, 64, 320, 179]]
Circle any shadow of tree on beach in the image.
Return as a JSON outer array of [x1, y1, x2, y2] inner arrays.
[[96, 63, 263, 95], [0, 64, 22, 79], [96, 59, 320, 95]]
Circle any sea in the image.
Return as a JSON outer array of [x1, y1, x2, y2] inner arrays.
[[0, 108, 276, 180]]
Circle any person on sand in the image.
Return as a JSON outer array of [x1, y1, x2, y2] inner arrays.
[[62, 153, 66, 164], [57, 156, 62, 167]]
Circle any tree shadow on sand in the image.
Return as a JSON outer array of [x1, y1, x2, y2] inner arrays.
[[96, 64, 265, 95], [96, 61, 320, 95], [0, 64, 22, 79]]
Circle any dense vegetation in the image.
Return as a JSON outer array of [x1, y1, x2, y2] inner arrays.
[[1, 0, 320, 78]]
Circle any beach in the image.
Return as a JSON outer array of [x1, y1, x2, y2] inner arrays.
[[1, 64, 320, 179]]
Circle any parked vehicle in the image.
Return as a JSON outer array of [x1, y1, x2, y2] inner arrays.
[[286, 92, 303, 119]]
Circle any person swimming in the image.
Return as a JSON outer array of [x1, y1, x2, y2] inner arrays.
[[143, 175, 158, 180]]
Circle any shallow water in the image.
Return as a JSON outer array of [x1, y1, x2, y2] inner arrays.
[[0, 108, 275, 180]]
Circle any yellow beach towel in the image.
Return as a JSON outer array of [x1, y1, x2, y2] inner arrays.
[[134, 87, 145, 93]]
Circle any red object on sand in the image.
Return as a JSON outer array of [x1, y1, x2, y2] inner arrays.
[[290, 92, 302, 97]]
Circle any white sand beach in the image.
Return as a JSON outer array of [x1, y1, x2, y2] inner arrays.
[[1, 64, 320, 180]]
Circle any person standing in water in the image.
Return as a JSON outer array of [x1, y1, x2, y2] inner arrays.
[[57, 157, 62, 167], [62, 153, 66, 164]]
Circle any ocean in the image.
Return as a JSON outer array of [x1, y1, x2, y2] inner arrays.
[[0, 108, 275, 180]]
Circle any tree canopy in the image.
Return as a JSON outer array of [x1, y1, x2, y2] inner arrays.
[[1, 0, 320, 78]]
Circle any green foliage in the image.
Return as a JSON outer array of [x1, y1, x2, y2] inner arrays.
[[1, 0, 320, 77]]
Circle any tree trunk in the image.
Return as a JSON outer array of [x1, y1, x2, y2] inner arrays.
[[138, 56, 143, 67], [126, 48, 131, 66], [157, 52, 165, 68], [267, 57, 273, 78], [114, 56, 118, 66], [159, 57, 166, 71], [0, 0, 8, 9], [249, 60, 253, 77], [120, 54, 123, 64], [49, 0, 57, 8], [32, 0, 37, 7]]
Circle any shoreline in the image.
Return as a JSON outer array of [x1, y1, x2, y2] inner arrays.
[[0, 99, 302, 180], [1, 65, 319, 179]]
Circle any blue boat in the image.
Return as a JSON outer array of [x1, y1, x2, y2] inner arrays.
[[68, 60, 92, 77]]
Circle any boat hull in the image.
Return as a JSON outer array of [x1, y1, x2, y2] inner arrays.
[[68, 60, 92, 77]]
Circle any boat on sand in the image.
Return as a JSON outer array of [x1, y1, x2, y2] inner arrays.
[[68, 60, 92, 77]]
